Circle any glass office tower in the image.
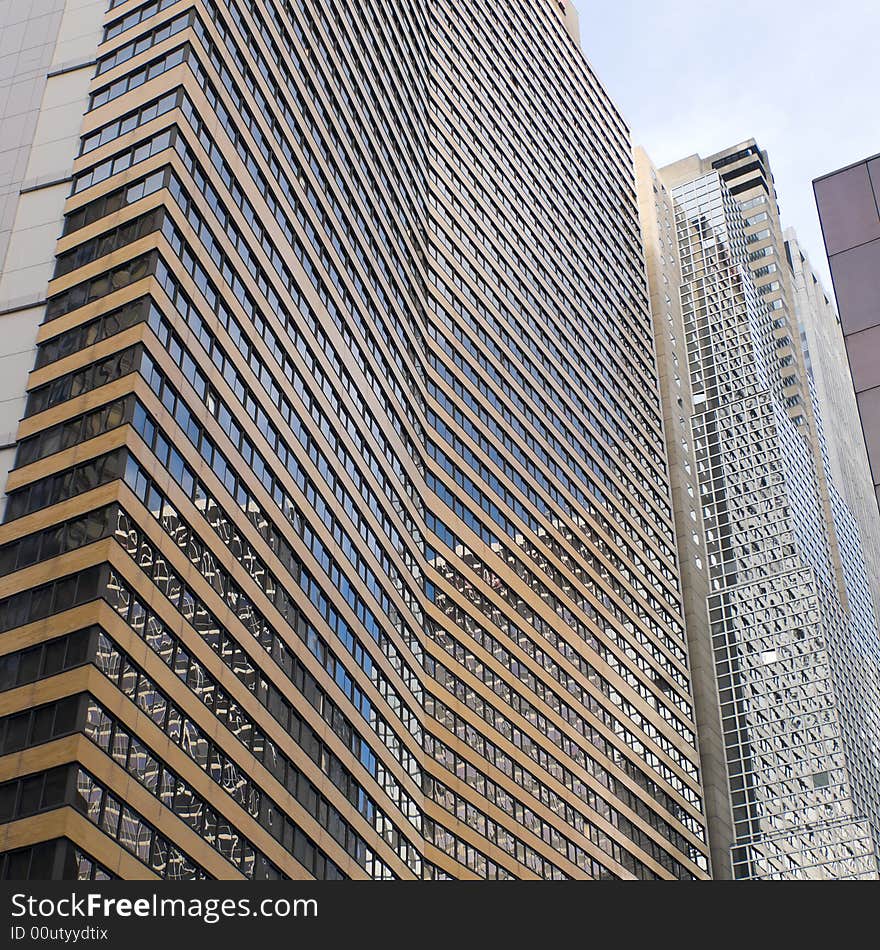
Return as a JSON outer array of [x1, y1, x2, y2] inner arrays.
[[0, 0, 709, 879], [639, 149, 880, 879]]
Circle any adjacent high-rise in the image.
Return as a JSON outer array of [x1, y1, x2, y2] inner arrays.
[[637, 141, 880, 879], [815, 155, 880, 521], [0, 0, 710, 880]]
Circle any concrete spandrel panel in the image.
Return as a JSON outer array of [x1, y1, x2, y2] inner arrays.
[[830, 237, 880, 335], [0, 181, 67, 305], [845, 324, 880, 395], [0, 307, 41, 434], [22, 68, 92, 183], [0, 258, 54, 305], [51, 0, 104, 69], [816, 163, 880, 256], [40, 61, 92, 111]]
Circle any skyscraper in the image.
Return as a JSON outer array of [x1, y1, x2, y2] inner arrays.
[[638, 142, 880, 879], [785, 227, 880, 625], [0, 0, 709, 880]]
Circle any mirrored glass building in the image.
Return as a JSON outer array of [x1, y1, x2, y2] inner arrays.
[[639, 143, 880, 879]]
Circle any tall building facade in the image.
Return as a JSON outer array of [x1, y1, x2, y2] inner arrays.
[[638, 143, 880, 879], [815, 155, 880, 520], [785, 228, 880, 624], [0, 0, 710, 880], [634, 148, 734, 878]]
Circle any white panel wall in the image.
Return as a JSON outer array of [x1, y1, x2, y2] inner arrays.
[[0, 0, 103, 515]]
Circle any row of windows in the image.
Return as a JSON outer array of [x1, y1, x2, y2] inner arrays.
[[25, 345, 141, 419], [129, 359, 423, 765], [90, 43, 187, 111], [35, 297, 152, 370], [0, 628, 93, 694], [104, 0, 180, 42], [0, 567, 102, 635], [4, 448, 127, 524], [425, 527, 697, 783], [73, 124, 173, 199], [0, 760, 202, 880], [74, 767, 207, 880], [96, 8, 191, 76], [0, 694, 81, 758], [91, 636, 379, 879], [0, 504, 115, 578], [80, 88, 178, 157], [54, 207, 164, 280], [65, 168, 166, 238], [0, 838, 112, 881], [44, 252, 155, 323], [13, 397, 130, 472], [0, 765, 78, 825]]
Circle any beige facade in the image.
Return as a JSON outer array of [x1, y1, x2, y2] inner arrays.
[[0, 0, 709, 880]]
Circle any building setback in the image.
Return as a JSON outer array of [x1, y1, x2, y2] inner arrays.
[[638, 142, 880, 879], [0, 0, 710, 879]]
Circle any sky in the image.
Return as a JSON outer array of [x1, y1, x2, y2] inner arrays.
[[572, 0, 880, 291]]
